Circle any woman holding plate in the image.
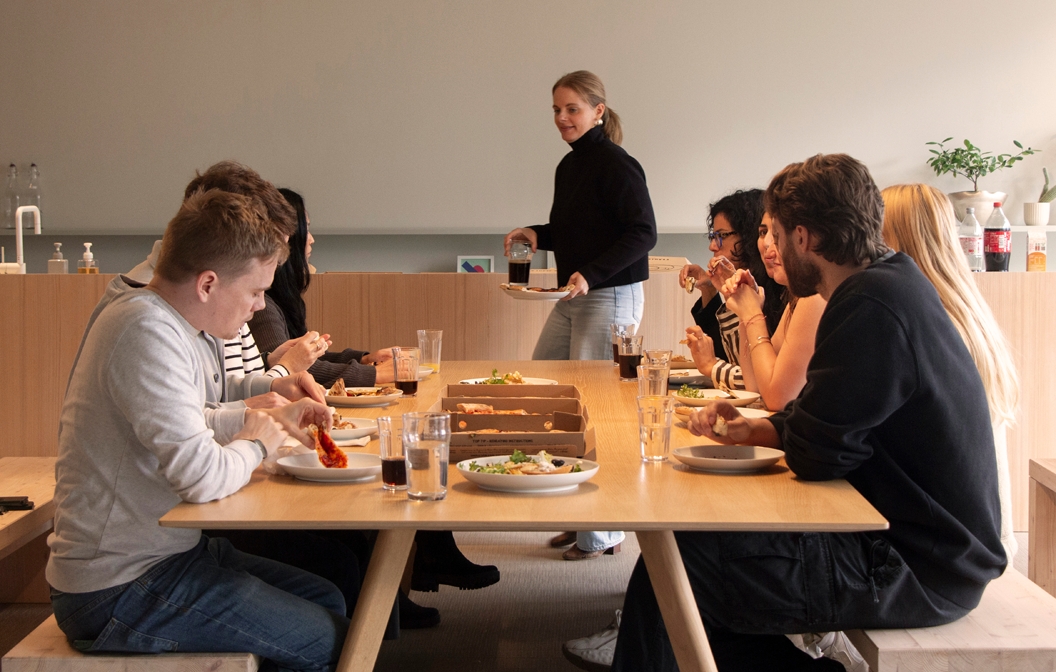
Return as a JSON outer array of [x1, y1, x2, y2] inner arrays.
[[504, 70, 657, 362]]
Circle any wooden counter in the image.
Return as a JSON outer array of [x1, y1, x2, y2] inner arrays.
[[0, 271, 1053, 532]]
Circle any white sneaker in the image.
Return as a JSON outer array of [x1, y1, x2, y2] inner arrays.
[[797, 631, 868, 672], [562, 610, 621, 672]]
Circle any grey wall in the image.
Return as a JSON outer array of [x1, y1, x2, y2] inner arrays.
[[1, 0, 1054, 238]]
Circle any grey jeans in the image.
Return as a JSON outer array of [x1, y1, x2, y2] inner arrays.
[[532, 283, 644, 361]]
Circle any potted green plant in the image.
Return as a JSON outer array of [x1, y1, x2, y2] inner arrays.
[[925, 137, 1037, 223], [1023, 168, 1056, 226]]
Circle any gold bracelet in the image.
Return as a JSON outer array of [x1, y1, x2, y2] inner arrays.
[[749, 335, 771, 354], [742, 314, 766, 330]]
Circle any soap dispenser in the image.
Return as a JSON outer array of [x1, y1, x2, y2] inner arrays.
[[48, 242, 68, 274], [77, 243, 98, 274]]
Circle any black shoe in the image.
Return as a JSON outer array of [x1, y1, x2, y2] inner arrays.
[[398, 590, 440, 629], [412, 531, 501, 592]]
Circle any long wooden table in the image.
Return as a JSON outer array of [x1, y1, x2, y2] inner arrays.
[[0, 457, 56, 562], [160, 361, 888, 672]]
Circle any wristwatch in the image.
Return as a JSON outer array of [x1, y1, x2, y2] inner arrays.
[[252, 439, 268, 460]]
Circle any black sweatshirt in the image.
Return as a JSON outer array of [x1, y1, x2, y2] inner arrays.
[[769, 252, 1005, 609], [530, 126, 657, 289]]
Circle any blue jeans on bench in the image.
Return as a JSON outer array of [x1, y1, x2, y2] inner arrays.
[[51, 535, 349, 672], [612, 531, 976, 672]]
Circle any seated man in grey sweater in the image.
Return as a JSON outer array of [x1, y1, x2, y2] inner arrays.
[[47, 189, 345, 669]]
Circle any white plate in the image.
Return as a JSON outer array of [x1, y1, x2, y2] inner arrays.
[[668, 359, 696, 369], [670, 389, 760, 407], [673, 445, 784, 473], [456, 456, 599, 493], [668, 371, 708, 386], [326, 387, 404, 408], [330, 417, 378, 441], [458, 377, 559, 386], [418, 366, 434, 378], [277, 452, 382, 483], [500, 285, 571, 301]]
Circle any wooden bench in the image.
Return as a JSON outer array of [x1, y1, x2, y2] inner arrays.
[[2, 615, 260, 672], [845, 569, 1056, 671], [1031, 457, 1056, 598]]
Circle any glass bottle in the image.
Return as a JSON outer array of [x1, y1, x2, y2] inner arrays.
[[983, 202, 1011, 272], [22, 163, 41, 229], [958, 207, 983, 272], [3, 164, 18, 229]]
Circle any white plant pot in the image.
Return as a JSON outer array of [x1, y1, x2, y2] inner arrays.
[[1023, 202, 1050, 226], [947, 191, 1007, 226]]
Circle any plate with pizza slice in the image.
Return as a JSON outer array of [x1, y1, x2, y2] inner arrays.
[[499, 283, 572, 301], [325, 383, 404, 408]]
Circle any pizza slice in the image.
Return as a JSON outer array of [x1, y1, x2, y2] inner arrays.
[[311, 424, 347, 469]]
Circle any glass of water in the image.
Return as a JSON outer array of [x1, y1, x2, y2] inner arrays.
[[637, 395, 674, 462], [402, 412, 450, 501], [637, 364, 670, 396]]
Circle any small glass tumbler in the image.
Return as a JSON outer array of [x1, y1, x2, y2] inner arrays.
[[378, 416, 407, 491], [637, 395, 674, 462], [644, 349, 672, 366], [508, 241, 533, 286], [417, 329, 443, 373], [403, 412, 450, 501], [392, 346, 420, 397], [618, 335, 644, 382], [610, 323, 636, 367], [637, 364, 670, 396]]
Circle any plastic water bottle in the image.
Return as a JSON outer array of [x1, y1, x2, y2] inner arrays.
[[958, 207, 983, 272], [3, 164, 18, 229], [983, 202, 1011, 272], [22, 163, 41, 229]]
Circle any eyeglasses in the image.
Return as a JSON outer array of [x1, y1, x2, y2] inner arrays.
[[706, 230, 738, 244]]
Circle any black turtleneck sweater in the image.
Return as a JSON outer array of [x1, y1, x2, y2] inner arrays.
[[529, 126, 657, 289]]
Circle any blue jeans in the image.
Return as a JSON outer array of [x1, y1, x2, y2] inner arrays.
[[533, 283, 645, 361], [612, 531, 972, 671], [51, 536, 349, 672]]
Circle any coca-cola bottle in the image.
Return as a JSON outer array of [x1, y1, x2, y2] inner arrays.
[[983, 202, 1011, 272]]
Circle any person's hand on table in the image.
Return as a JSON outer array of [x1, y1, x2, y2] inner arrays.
[[503, 227, 538, 255], [243, 392, 291, 409], [687, 401, 749, 444], [273, 332, 330, 373], [360, 347, 394, 366], [271, 371, 326, 404], [561, 272, 589, 300], [684, 325, 717, 373]]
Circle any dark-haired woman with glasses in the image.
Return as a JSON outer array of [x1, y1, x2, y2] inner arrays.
[[677, 189, 784, 390]]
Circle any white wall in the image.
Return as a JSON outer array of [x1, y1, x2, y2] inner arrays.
[[1, 0, 1054, 235]]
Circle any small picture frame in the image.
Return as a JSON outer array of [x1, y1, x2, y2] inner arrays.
[[457, 256, 494, 273]]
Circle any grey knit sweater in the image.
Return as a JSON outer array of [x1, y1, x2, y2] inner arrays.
[[47, 289, 264, 593]]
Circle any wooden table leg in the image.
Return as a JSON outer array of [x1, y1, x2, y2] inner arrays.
[[335, 528, 416, 672], [1030, 475, 1056, 596], [636, 530, 718, 672]]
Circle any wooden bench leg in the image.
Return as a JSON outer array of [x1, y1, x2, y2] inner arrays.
[[636, 530, 718, 672], [334, 528, 415, 672]]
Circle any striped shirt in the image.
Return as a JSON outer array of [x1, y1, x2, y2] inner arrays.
[[224, 324, 288, 379], [711, 304, 744, 391]]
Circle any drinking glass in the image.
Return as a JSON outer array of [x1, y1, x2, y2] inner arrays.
[[618, 335, 644, 382], [417, 329, 443, 373], [644, 349, 672, 366], [637, 364, 670, 396], [611, 323, 636, 367], [637, 395, 674, 462], [378, 416, 407, 491], [508, 241, 533, 286], [392, 346, 420, 397], [403, 412, 450, 501]]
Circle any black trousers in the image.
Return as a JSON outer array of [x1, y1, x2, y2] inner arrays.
[[612, 531, 973, 672]]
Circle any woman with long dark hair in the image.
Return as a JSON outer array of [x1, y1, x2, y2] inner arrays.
[[248, 188, 395, 387]]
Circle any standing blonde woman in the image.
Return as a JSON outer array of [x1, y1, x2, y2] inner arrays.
[[882, 183, 1019, 562]]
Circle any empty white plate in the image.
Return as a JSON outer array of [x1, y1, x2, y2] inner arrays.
[[673, 445, 784, 473]]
